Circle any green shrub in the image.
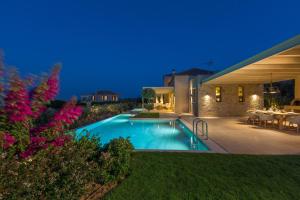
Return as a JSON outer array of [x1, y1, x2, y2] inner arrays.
[[99, 138, 133, 183], [144, 103, 154, 111], [132, 112, 159, 118], [0, 137, 101, 200], [0, 137, 134, 200]]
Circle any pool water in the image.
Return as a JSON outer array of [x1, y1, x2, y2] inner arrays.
[[76, 114, 208, 151]]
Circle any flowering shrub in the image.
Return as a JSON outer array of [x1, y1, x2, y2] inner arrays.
[[0, 137, 101, 200], [70, 103, 131, 129], [0, 57, 134, 199], [0, 62, 82, 159], [0, 137, 133, 200]]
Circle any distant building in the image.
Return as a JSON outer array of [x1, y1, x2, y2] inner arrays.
[[81, 90, 119, 103]]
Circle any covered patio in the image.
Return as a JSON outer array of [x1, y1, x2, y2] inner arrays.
[[142, 87, 175, 111], [204, 35, 300, 102], [190, 35, 300, 154]]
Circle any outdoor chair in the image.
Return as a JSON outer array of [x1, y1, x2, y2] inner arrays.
[[285, 115, 300, 133], [258, 113, 275, 128], [246, 111, 259, 125]]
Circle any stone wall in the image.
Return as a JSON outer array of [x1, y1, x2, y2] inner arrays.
[[198, 84, 264, 117], [174, 75, 190, 113]]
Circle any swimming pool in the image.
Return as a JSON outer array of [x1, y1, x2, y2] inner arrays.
[[76, 114, 208, 151]]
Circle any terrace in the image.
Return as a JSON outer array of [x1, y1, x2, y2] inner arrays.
[[182, 115, 300, 154]]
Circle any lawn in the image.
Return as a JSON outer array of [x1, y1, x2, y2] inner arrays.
[[104, 152, 300, 200], [132, 112, 159, 118]]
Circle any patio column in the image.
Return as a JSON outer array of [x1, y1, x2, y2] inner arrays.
[[156, 96, 159, 103], [160, 94, 163, 103], [295, 76, 300, 99]]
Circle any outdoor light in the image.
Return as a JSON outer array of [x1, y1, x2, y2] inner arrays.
[[264, 73, 280, 94], [252, 94, 258, 101]]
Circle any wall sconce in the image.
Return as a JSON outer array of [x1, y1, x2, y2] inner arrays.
[[251, 94, 258, 101]]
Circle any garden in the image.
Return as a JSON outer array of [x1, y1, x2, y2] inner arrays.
[[0, 60, 133, 199]]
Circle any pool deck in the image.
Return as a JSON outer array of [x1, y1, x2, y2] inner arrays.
[[181, 115, 300, 155]]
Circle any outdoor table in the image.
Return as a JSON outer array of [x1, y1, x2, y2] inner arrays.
[[255, 110, 300, 130]]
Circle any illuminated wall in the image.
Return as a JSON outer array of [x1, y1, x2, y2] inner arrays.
[[174, 75, 190, 113], [198, 84, 264, 117]]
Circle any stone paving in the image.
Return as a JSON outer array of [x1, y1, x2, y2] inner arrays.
[[182, 115, 300, 155]]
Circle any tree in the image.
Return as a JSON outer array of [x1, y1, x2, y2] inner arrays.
[[141, 88, 155, 111], [142, 88, 156, 104]]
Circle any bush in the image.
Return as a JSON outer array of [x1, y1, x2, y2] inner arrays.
[[144, 103, 154, 111], [99, 138, 133, 183], [132, 112, 159, 118], [70, 102, 141, 130], [0, 137, 101, 200], [0, 137, 134, 200]]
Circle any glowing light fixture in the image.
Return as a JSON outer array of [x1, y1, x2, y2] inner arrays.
[[264, 73, 280, 94]]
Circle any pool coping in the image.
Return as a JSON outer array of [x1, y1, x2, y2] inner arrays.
[[179, 119, 228, 154]]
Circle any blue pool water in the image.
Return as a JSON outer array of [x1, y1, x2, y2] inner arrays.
[[76, 114, 208, 151]]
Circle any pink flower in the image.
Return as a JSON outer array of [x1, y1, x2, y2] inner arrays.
[[4, 74, 32, 122], [51, 135, 71, 147], [49, 98, 82, 128], [19, 148, 34, 159], [31, 136, 47, 144], [3, 132, 16, 149], [31, 65, 60, 119]]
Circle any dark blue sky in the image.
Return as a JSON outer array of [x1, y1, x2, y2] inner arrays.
[[0, 0, 300, 99]]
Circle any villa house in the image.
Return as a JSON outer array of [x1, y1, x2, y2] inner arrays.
[[81, 90, 119, 103], [143, 68, 214, 115], [143, 34, 300, 117]]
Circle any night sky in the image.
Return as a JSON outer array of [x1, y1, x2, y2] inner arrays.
[[0, 0, 300, 99]]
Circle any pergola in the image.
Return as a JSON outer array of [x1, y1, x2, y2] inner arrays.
[[142, 87, 174, 110], [203, 35, 300, 98]]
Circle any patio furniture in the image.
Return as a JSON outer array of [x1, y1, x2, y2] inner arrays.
[[254, 110, 299, 130], [257, 112, 275, 128], [246, 111, 259, 125], [285, 115, 300, 133]]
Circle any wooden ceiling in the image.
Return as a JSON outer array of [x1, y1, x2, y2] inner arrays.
[[204, 36, 300, 85]]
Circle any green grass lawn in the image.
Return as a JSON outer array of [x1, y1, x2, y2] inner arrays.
[[132, 112, 159, 118], [104, 152, 300, 200]]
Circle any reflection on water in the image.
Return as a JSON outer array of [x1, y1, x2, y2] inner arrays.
[[76, 114, 208, 151]]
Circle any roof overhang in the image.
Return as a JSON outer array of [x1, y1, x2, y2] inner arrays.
[[203, 35, 300, 84], [142, 87, 174, 94]]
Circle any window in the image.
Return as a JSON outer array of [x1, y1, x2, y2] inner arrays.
[[215, 86, 222, 102], [238, 86, 244, 102], [191, 88, 196, 103]]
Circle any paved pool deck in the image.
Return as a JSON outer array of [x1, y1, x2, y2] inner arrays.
[[181, 115, 300, 155]]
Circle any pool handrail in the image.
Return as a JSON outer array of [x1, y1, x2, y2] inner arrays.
[[193, 117, 208, 140]]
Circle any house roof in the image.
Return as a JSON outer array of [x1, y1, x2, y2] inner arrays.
[[164, 67, 215, 77], [203, 34, 300, 84], [95, 90, 118, 95]]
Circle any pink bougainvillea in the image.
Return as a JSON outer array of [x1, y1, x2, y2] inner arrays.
[[31, 65, 60, 119], [4, 74, 32, 122], [50, 98, 82, 127], [0, 61, 82, 159], [3, 132, 16, 149], [51, 135, 72, 147]]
